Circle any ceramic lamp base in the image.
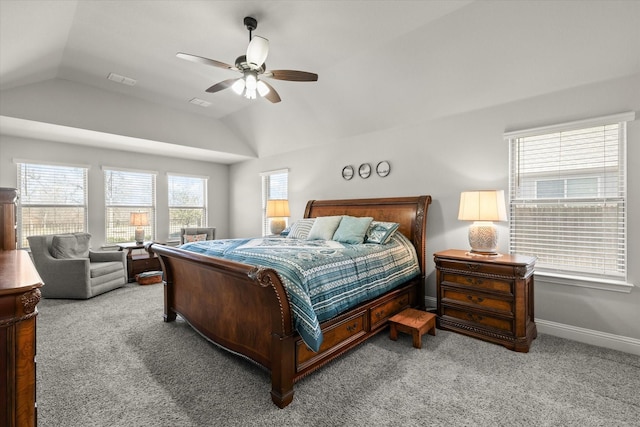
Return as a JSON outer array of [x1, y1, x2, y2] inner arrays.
[[135, 227, 145, 245], [468, 221, 498, 255], [270, 218, 286, 235]]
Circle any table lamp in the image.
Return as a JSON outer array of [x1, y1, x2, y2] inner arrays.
[[130, 212, 149, 244], [266, 199, 290, 235], [458, 190, 507, 255]]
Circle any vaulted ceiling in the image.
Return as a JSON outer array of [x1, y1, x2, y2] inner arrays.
[[1, 1, 638, 163]]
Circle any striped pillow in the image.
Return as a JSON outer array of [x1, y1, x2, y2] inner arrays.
[[287, 218, 316, 239]]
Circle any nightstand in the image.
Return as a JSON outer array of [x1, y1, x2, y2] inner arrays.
[[434, 249, 537, 352], [117, 242, 161, 283]]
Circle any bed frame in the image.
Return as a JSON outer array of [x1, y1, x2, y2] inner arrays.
[[149, 195, 431, 408]]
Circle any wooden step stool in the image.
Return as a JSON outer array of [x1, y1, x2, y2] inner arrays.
[[389, 308, 436, 349]]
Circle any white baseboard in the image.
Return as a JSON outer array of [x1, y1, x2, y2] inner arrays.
[[535, 319, 640, 356], [424, 296, 640, 355]]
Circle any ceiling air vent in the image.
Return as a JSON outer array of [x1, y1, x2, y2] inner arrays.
[[189, 98, 212, 107], [107, 72, 137, 86]]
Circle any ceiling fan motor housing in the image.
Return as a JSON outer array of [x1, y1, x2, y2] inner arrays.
[[244, 16, 258, 33]]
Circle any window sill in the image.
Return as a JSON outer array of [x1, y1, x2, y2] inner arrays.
[[535, 271, 634, 293]]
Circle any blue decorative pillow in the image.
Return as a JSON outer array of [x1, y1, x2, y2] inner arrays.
[[307, 216, 343, 240], [332, 216, 373, 244], [287, 218, 315, 239], [366, 221, 400, 244]]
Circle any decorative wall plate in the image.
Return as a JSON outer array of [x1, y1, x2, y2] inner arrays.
[[376, 161, 391, 177], [358, 163, 371, 179], [342, 165, 354, 180]]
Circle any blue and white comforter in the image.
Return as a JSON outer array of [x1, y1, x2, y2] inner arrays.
[[179, 233, 420, 352]]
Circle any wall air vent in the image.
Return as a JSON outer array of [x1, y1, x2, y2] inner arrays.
[[189, 98, 212, 107], [107, 72, 137, 86]]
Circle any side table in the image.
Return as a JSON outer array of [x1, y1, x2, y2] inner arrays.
[[117, 242, 161, 283], [434, 249, 537, 352]]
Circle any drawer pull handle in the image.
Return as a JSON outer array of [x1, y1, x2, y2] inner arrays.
[[466, 313, 483, 321], [466, 295, 484, 303], [346, 323, 358, 333], [465, 277, 484, 285], [375, 310, 385, 319], [466, 263, 480, 271]]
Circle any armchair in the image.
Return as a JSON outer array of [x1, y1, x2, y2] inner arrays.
[[27, 233, 126, 299], [180, 227, 216, 244]]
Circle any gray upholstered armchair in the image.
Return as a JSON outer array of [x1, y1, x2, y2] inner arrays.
[[27, 233, 127, 299], [180, 227, 216, 244]]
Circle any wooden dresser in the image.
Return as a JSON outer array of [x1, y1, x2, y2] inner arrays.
[[434, 249, 536, 353], [1, 187, 43, 426]]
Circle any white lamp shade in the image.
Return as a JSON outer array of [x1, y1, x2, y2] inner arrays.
[[129, 212, 149, 226], [266, 200, 290, 218], [458, 190, 507, 222], [246, 36, 269, 67]]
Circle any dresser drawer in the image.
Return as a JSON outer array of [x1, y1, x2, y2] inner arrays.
[[443, 306, 513, 333], [442, 272, 513, 294], [297, 311, 366, 369], [441, 287, 513, 314], [438, 259, 520, 278], [369, 291, 411, 329]]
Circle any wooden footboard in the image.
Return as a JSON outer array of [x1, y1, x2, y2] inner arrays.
[[150, 195, 431, 408]]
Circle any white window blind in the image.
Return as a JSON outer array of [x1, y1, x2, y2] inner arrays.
[[261, 169, 289, 236], [104, 168, 156, 244], [507, 112, 633, 282], [16, 162, 88, 248], [168, 174, 207, 241]]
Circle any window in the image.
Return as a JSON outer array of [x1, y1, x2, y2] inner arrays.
[[260, 169, 289, 236], [507, 112, 634, 285], [168, 173, 207, 241], [104, 168, 156, 244], [16, 161, 88, 248]]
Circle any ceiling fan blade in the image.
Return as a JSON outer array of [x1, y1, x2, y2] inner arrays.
[[176, 52, 236, 71], [266, 70, 318, 82], [206, 78, 242, 93], [246, 36, 269, 68], [259, 80, 281, 103]]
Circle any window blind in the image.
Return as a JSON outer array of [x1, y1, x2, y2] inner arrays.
[[168, 174, 207, 240], [261, 169, 289, 236], [104, 168, 156, 244], [17, 162, 88, 248], [507, 113, 633, 281]]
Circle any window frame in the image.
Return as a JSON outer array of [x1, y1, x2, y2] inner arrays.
[[260, 168, 289, 236], [167, 173, 208, 242], [505, 111, 635, 293], [15, 160, 89, 248], [103, 167, 157, 245]]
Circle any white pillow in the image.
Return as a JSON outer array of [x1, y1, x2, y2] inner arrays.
[[307, 216, 343, 240]]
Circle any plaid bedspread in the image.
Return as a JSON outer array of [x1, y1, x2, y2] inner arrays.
[[179, 233, 420, 352]]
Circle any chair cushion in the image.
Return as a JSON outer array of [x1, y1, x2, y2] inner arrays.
[[51, 233, 91, 259], [90, 261, 124, 278]]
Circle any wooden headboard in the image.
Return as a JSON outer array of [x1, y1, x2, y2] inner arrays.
[[303, 195, 432, 276]]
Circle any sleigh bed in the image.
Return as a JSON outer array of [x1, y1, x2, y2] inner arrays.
[[149, 195, 431, 408]]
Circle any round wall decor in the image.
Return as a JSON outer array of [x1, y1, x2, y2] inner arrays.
[[358, 163, 371, 179], [376, 161, 391, 177], [342, 165, 354, 180]]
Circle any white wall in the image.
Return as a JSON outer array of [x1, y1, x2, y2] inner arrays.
[[229, 73, 640, 344], [0, 135, 230, 245]]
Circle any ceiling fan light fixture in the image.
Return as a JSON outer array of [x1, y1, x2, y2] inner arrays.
[[246, 36, 269, 68], [257, 80, 270, 97], [231, 79, 245, 95]]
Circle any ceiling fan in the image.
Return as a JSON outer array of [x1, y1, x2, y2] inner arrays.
[[177, 16, 318, 104]]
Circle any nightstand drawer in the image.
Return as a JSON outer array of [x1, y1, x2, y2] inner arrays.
[[438, 259, 519, 278], [441, 288, 513, 314], [442, 272, 512, 294], [443, 306, 513, 333]]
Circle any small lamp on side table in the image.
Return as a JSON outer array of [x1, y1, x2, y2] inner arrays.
[[266, 199, 290, 235], [458, 190, 507, 255], [130, 212, 149, 244]]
